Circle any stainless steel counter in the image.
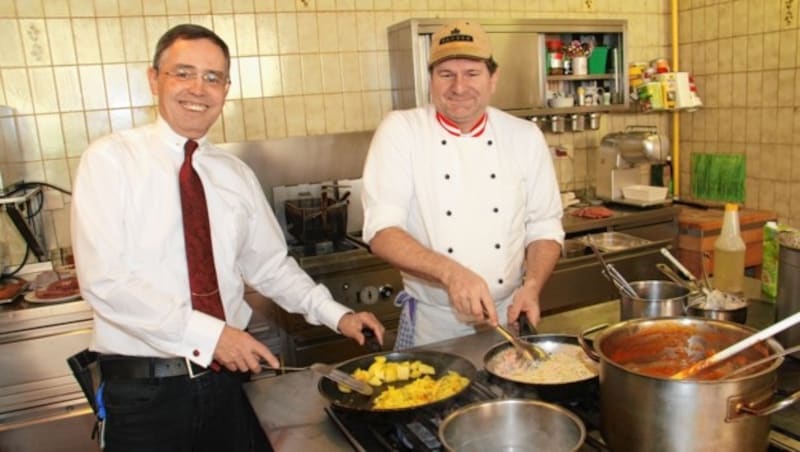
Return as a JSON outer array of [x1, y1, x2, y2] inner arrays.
[[244, 278, 797, 451]]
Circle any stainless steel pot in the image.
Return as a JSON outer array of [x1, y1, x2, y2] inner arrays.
[[438, 399, 585, 452], [580, 318, 800, 452], [620, 280, 689, 320]]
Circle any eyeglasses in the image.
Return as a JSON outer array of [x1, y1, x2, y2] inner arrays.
[[161, 68, 230, 87]]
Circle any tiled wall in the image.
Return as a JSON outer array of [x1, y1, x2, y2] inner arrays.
[[677, 0, 800, 225], [0, 0, 670, 267]]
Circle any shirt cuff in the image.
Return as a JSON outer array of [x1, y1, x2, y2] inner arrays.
[[184, 311, 226, 367]]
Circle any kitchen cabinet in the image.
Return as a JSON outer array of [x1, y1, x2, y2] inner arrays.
[[387, 18, 628, 118]]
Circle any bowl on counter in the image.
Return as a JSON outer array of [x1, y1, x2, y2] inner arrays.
[[548, 97, 575, 108]]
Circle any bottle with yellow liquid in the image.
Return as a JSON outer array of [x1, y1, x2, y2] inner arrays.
[[713, 203, 746, 293]]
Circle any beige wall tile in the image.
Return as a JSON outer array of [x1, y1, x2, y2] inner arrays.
[[212, 14, 237, 56], [339, 51, 361, 91], [763, 31, 780, 70], [776, 106, 794, 144], [127, 63, 153, 107], [131, 106, 156, 127], [104, 64, 131, 109], [358, 52, 379, 91], [222, 99, 246, 141], [165, 0, 190, 15], [717, 37, 732, 73], [79, 65, 107, 110], [0, 117, 22, 161], [97, 18, 125, 63], [748, 0, 765, 34], [53, 66, 83, 111], [94, 0, 120, 17], [142, 0, 167, 15], [279, 54, 302, 95], [763, 0, 781, 32], [745, 71, 763, 108], [778, 29, 797, 69], [745, 106, 761, 144], [119, 0, 143, 16], [29, 67, 58, 113], [36, 113, 64, 158], [730, 36, 748, 72], [300, 54, 323, 93], [238, 56, 263, 98], [189, 0, 212, 14], [342, 91, 363, 130], [227, 57, 242, 99], [47, 19, 77, 64], [17, 115, 42, 160], [317, 0, 336, 10], [0, 19, 25, 66], [361, 90, 382, 129], [121, 18, 149, 62], [263, 96, 286, 137], [356, 11, 376, 51], [259, 55, 283, 96], [44, 0, 70, 17], [320, 53, 342, 92], [19, 19, 51, 66], [234, 13, 258, 55], [276, 12, 299, 53], [761, 106, 778, 144], [777, 69, 795, 108], [317, 12, 338, 52], [296, 12, 319, 53], [144, 16, 169, 57], [16, 0, 43, 17], [3, 68, 33, 114], [69, 0, 95, 17], [73, 18, 102, 64], [85, 110, 110, 141], [234, 0, 255, 12], [276, 0, 296, 12], [61, 111, 88, 156], [323, 92, 344, 132], [255, 13, 279, 54], [242, 97, 266, 139], [303, 94, 325, 134], [336, 12, 357, 51], [283, 95, 307, 135]]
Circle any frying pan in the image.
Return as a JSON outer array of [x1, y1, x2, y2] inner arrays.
[[318, 350, 477, 414], [483, 334, 598, 401]]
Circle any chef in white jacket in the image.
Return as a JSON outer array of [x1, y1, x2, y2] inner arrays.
[[362, 20, 564, 348]]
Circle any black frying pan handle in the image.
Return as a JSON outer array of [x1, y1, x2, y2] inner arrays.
[[361, 327, 382, 353], [518, 316, 537, 336]]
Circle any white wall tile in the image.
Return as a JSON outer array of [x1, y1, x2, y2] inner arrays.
[[142, 0, 167, 15], [79, 65, 108, 109], [16, 0, 43, 17], [53, 66, 83, 111], [61, 111, 88, 156], [255, 13, 279, 54], [234, 13, 258, 55], [0, 19, 25, 66], [296, 12, 319, 53], [259, 55, 283, 96], [119, 0, 143, 16], [69, 0, 95, 17], [121, 17, 149, 62], [73, 18, 102, 64], [85, 110, 110, 141], [94, 0, 120, 17], [104, 64, 131, 109], [238, 56, 263, 98], [16, 115, 42, 160], [29, 67, 59, 113], [165, 0, 190, 15], [47, 18, 77, 64], [300, 54, 322, 93], [36, 113, 64, 158], [109, 108, 133, 132], [19, 19, 51, 66], [189, 0, 211, 14], [44, 0, 70, 17], [97, 18, 125, 63], [2, 68, 33, 114], [276, 12, 299, 53]]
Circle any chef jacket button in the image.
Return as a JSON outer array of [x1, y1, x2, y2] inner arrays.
[[494, 243, 501, 249], [487, 140, 493, 146], [493, 207, 499, 213], [441, 139, 447, 145], [444, 174, 450, 180], [447, 247, 453, 254], [192, 349, 200, 357], [498, 278, 504, 284], [490, 173, 496, 179], [446, 210, 452, 216]]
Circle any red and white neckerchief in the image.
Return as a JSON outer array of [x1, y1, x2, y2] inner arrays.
[[436, 111, 488, 137]]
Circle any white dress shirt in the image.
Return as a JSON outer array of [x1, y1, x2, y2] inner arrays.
[[71, 117, 350, 366], [362, 105, 564, 345]]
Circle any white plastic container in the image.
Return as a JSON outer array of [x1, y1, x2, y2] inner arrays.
[[621, 185, 668, 202], [713, 204, 746, 294]]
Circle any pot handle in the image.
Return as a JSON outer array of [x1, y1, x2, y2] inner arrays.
[[578, 323, 608, 361], [739, 388, 800, 417]]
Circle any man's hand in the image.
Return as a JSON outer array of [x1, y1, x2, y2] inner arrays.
[[507, 278, 542, 327], [441, 263, 497, 326], [338, 311, 386, 346], [213, 325, 278, 373]]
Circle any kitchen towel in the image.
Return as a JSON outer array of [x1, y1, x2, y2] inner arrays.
[[690, 153, 745, 203]]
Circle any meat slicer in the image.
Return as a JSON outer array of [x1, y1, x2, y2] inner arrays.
[[595, 125, 671, 204]]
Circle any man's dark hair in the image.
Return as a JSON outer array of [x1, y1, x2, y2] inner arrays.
[[152, 24, 230, 72], [428, 56, 499, 75]]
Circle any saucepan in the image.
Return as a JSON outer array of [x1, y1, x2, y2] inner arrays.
[[438, 399, 586, 452], [317, 350, 477, 414]]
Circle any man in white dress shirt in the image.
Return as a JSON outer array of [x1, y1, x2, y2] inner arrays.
[[71, 24, 383, 451], [362, 20, 564, 348]]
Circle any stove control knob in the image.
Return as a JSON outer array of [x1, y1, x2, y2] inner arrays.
[[358, 286, 379, 305], [379, 285, 394, 298]]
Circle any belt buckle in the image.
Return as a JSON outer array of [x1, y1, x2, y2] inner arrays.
[[186, 358, 210, 379]]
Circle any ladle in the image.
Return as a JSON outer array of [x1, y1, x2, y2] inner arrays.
[[723, 344, 800, 379], [671, 311, 800, 379], [485, 308, 549, 363]]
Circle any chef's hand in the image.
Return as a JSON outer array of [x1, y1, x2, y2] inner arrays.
[[214, 325, 279, 374], [441, 263, 497, 326], [507, 279, 542, 327], [338, 311, 385, 347]]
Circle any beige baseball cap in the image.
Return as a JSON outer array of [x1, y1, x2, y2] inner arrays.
[[428, 21, 492, 67]]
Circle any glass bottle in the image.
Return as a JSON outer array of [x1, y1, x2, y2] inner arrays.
[[713, 203, 746, 293]]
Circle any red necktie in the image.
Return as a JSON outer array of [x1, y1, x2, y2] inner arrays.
[[179, 140, 226, 321]]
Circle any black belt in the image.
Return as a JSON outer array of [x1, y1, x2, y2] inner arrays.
[[99, 355, 211, 380]]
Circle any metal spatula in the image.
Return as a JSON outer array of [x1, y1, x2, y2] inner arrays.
[[261, 363, 373, 396]]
